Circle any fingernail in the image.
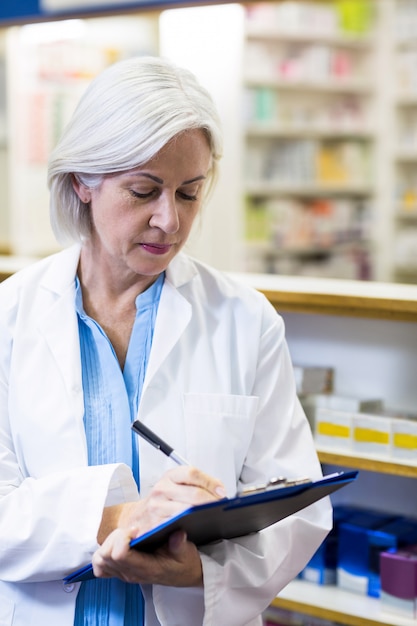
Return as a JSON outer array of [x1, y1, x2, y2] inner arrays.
[[215, 486, 227, 498]]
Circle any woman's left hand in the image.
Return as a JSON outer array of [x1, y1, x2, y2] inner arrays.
[[92, 527, 203, 587]]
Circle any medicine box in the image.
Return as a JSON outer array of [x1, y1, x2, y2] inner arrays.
[[299, 504, 361, 585], [303, 393, 383, 436], [367, 518, 417, 597], [293, 365, 334, 395], [380, 546, 417, 619], [302, 393, 383, 414], [351, 412, 391, 457], [391, 417, 417, 461], [337, 509, 398, 595], [314, 407, 352, 449]]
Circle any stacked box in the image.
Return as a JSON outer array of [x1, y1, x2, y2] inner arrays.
[[337, 510, 398, 595], [299, 505, 361, 585], [368, 518, 417, 597], [314, 407, 352, 449], [352, 412, 391, 458], [304, 394, 383, 441], [337, 512, 417, 597], [391, 417, 417, 461], [380, 545, 417, 619], [293, 365, 334, 395]]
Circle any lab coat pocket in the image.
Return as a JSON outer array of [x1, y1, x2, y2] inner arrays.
[[183, 393, 258, 493]]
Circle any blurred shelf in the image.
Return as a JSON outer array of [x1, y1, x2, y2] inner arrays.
[[245, 182, 372, 197], [395, 209, 417, 220], [394, 266, 417, 278], [396, 94, 417, 106], [271, 580, 417, 626], [246, 123, 374, 139], [232, 272, 417, 321], [0, 254, 38, 282], [245, 26, 374, 48], [395, 150, 417, 162], [256, 241, 369, 260], [245, 76, 373, 94], [317, 446, 417, 478]]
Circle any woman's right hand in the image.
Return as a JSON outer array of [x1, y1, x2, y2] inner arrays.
[[97, 465, 226, 544], [93, 466, 226, 587]]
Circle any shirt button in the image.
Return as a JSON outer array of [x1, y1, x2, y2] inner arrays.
[[62, 582, 75, 593]]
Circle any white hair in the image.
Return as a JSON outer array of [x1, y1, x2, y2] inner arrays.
[[47, 55, 223, 244]]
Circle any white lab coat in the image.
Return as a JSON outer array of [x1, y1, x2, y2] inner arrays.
[[0, 245, 332, 626]]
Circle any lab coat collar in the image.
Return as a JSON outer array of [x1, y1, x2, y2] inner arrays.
[[40, 244, 82, 295], [37, 245, 198, 397], [37, 245, 199, 294], [165, 251, 199, 288]]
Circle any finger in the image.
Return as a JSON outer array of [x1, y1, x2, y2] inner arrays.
[[166, 466, 226, 500], [92, 528, 135, 578], [167, 530, 187, 554]]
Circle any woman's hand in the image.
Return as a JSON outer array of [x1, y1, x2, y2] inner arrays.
[[92, 528, 204, 587], [94, 465, 226, 586], [98, 465, 226, 543]]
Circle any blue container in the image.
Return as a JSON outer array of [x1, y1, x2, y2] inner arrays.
[[337, 510, 398, 595]]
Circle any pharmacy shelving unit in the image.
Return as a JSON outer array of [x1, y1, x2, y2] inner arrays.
[[234, 271, 417, 626], [392, 53, 417, 283], [242, 6, 377, 280]]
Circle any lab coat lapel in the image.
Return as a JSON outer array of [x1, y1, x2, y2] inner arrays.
[[144, 279, 191, 387], [38, 286, 82, 401], [37, 246, 83, 405], [143, 254, 195, 388]]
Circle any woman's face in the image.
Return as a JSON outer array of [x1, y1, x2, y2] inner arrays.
[[74, 129, 212, 283]]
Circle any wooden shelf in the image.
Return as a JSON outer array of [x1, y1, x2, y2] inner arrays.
[[246, 123, 374, 139], [395, 150, 417, 162], [0, 254, 38, 283], [271, 580, 417, 626], [245, 26, 374, 49], [395, 209, 417, 220], [256, 240, 370, 260], [244, 76, 373, 94], [396, 94, 417, 106], [245, 181, 372, 197], [231, 273, 417, 321], [317, 447, 417, 479], [394, 269, 417, 283]]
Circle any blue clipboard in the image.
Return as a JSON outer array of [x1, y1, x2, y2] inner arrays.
[[64, 470, 358, 583]]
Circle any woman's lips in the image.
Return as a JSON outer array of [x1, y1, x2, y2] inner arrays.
[[140, 243, 172, 255]]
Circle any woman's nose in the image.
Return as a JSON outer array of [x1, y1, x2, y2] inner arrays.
[[149, 195, 180, 233]]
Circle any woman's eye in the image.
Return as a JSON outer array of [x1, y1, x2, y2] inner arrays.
[[130, 189, 154, 199], [178, 189, 199, 201], [129, 188, 199, 201]]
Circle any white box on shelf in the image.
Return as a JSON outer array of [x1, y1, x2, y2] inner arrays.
[[391, 417, 417, 461], [293, 365, 334, 395], [302, 393, 383, 433], [314, 407, 352, 449], [352, 412, 391, 457]]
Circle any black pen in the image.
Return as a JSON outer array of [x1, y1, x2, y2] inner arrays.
[[132, 419, 190, 466]]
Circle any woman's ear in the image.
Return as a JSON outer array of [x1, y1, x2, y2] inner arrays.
[[71, 174, 91, 204]]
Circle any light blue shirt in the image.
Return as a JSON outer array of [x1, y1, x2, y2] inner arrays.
[[73, 273, 164, 626]]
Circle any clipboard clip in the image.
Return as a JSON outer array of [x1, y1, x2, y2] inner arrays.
[[237, 476, 311, 496]]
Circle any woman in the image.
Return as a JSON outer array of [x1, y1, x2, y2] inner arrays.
[[0, 56, 332, 626]]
